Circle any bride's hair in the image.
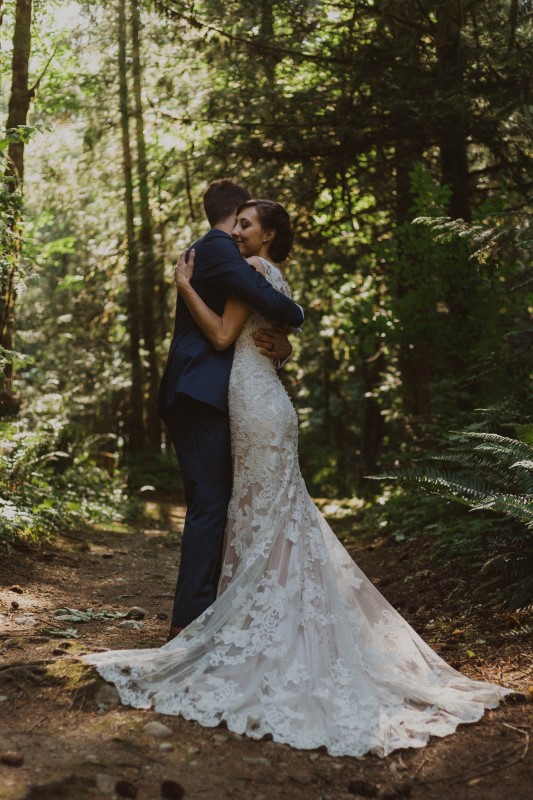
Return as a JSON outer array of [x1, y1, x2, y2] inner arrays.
[[236, 199, 294, 263]]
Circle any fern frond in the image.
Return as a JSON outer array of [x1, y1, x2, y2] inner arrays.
[[427, 452, 508, 471], [460, 431, 533, 459], [512, 460, 533, 471], [372, 421, 533, 606], [426, 452, 531, 491], [473, 494, 533, 527], [372, 467, 495, 501]]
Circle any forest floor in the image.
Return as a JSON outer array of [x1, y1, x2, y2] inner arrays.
[[0, 498, 531, 800]]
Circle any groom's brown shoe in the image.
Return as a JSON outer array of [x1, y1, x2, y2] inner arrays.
[[166, 625, 183, 643]]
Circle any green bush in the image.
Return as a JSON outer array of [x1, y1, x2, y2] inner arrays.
[[0, 418, 127, 548], [371, 423, 533, 608]]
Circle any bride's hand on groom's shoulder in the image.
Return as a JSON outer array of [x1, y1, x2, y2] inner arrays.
[[175, 248, 195, 289]]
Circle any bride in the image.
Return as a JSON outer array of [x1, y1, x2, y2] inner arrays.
[[82, 199, 510, 757]]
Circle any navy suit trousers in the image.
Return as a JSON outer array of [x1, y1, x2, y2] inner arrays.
[[166, 394, 233, 628]]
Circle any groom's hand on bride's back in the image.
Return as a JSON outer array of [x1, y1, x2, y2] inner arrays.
[[253, 328, 292, 363]]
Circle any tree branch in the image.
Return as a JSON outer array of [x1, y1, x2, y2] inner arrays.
[[155, 0, 352, 66], [151, 102, 336, 130], [29, 43, 58, 95]]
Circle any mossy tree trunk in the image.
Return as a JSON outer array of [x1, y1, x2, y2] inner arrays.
[[130, 0, 161, 451], [118, 0, 145, 452], [0, 0, 32, 416], [435, 0, 471, 223]]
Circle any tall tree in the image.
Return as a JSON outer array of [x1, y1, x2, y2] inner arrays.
[[385, 2, 432, 421], [0, 0, 32, 416], [435, 0, 471, 222], [130, 0, 160, 450], [118, 0, 144, 452]]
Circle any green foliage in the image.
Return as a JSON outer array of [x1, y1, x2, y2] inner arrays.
[[125, 450, 183, 495], [0, 416, 127, 548], [414, 203, 532, 267], [1, 0, 531, 508], [376, 429, 533, 522], [0, 128, 24, 275], [372, 424, 533, 607], [0, 124, 40, 385]]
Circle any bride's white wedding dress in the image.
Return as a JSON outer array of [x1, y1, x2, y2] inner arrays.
[[83, 259, 510, 757]]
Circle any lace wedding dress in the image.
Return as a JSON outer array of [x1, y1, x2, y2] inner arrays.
[[83, 259, 511, 757]]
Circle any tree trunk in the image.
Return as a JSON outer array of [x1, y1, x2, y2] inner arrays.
[[507, 0, 519, 50], [0, 0, 32, 416], [360, 349, 386, 484], [385, 3, 431, 423], [394, 148, 431, 421], [255, 0, 278, 122], [435, 1, 471, 221], [259, 0, 276, 80], [5, 1, 32, 185], [436, 2, 478, 386], [118, 0, 144, 452], [130, 0, 161, 450]]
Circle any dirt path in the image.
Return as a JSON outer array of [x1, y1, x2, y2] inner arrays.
[[0, 501, 531, 800]]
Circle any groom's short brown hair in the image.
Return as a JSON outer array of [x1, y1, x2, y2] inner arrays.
[[203, 179, 251, 226]]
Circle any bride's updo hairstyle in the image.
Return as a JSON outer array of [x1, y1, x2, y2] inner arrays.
[[237, 199, 294, 263]]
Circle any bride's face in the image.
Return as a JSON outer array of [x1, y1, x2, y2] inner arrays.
[[232, 207, 273, 258]]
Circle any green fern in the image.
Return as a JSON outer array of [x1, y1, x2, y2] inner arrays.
[[370, 424, 533, 606], [413, 208, 532, 264], [474, 494, 533, 527], [426, 452, 532, 493], [373, 467, 499, 503]]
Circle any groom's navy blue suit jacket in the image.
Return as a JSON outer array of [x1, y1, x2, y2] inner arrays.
[[158, 228, 304, 417]]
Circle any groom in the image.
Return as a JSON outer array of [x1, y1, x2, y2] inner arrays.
[[159, 179, 304, 640]]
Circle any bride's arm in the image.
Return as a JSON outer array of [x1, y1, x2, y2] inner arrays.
[[175, 248, 250, 351]]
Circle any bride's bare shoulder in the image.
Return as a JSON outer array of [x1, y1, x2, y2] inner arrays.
[[246, 256, 265, 275]]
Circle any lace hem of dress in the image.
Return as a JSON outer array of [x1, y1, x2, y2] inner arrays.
[[83, 654, 510, 758]]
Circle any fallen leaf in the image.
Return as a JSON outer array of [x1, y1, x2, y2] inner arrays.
[[54, 607, 126, 623], [41, 626, 79, 639]]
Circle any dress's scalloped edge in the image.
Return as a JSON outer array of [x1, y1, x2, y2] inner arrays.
[[85, 659, 513, 759]]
